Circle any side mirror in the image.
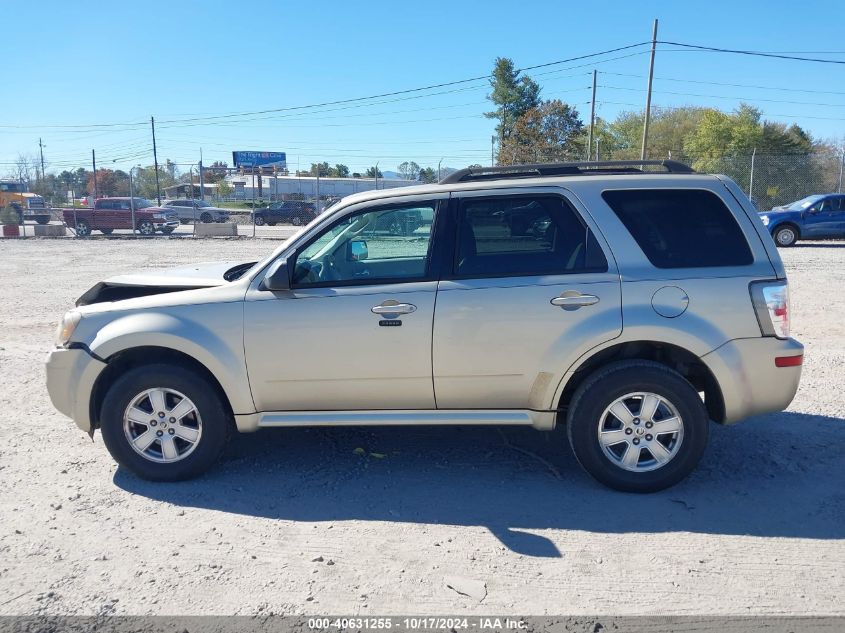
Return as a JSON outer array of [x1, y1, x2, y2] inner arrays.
[[348, 239, 368, 261], [261, 259, 290, 291]]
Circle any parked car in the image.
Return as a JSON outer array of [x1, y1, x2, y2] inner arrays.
[[46, 160, 803, 492], [759, 193, 845, 246], [62, 198, 179, 236], [253, 201, 317, 226], [162, 199, 230, 224], [373, 207, 426, 236]]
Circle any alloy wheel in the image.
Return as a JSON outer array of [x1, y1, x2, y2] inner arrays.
[[123, 388, 203, 463], [597, 392, 684, 472]]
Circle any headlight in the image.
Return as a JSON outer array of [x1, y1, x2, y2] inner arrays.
[[760, 215, 769, 226], [55, 311, 82, 347], [153, 214, 166, 220]]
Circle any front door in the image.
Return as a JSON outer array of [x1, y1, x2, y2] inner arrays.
[[244, 195, 447, 412], [433, 190, 622, 410], [805, 196, 845, 238]]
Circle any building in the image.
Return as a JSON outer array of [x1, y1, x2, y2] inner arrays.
[[224, 174, 419, 200], [162, 183, 219, 199]]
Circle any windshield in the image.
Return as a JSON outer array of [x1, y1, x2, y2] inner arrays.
[[0, 182, 25, 193], [134, 198, 156, 208], [196, 200, 211, 208], [782, 195, 824, 210]]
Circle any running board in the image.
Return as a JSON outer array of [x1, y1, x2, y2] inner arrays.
[[254, 409, 549, 428]]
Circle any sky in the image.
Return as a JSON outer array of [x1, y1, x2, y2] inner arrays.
[[2, 0, 844, 177]]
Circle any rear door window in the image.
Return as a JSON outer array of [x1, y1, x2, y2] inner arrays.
[[454, 195, 607, 277], [601, 189, 753, 268]]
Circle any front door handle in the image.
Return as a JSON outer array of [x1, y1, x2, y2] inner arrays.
[[550, 292, 600, 309], [371, 301, 417, 316]]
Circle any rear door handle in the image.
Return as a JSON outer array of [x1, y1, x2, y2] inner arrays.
[[551, 293, 600, 308], [372, 302, 417, 315]]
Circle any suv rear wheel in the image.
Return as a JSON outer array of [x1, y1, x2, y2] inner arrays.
[[99, 364, 229, 481], [566, 361, 708, 493]]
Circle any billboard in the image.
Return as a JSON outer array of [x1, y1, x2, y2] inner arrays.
[[232, 151, 287, 169]]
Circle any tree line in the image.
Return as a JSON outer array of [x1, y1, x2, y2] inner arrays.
[[485, 56, 842, 207]]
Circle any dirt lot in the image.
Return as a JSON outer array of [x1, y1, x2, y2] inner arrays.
[[0, 237, 842, 616]]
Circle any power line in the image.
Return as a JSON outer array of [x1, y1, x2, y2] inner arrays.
[[656, 40, 845, 64], [599, 84, 845, 108], [600, 71, 845, 96]]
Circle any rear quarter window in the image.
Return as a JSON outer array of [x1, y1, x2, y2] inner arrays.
[[601, 189, 753, 268]]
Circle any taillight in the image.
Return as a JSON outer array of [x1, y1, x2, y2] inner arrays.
[[750, 281, 790, 339]]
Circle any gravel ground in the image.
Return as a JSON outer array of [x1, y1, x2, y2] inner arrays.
[[0, 238, 842, 616]]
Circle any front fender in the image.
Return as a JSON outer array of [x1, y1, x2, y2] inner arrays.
[[81, 303, 255, 415]]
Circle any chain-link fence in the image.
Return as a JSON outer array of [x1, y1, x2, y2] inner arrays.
[[669, 150, 844, 210], [9, 151, 845, 238]]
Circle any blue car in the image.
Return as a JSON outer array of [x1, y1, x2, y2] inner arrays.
[[759, 194, 845, 246]]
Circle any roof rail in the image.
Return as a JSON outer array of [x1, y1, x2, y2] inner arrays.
[[438, 159, 695, 184]]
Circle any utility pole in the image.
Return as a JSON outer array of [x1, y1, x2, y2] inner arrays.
[[491, 136, 496, 166], [150, 116, 161, 204], [838, 146, 844, 193], [640, 19, 659, 161], [198, 148, 205, 200], [38, 138, 46, 182], [374, 162, 379, 190], [437, 158, 443, 181], [749, 147, 757, 199], [315, 164, 320, 212], [588, 70, 597, 161], [92, 150, 98, 200]]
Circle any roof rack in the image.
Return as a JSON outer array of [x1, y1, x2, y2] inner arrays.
[[438, 159, 694, 184]]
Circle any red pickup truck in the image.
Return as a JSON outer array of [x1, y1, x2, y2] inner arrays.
[[63, 197, 180, 236]]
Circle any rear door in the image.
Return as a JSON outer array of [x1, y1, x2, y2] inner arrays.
[[432, 189, 622, 410]]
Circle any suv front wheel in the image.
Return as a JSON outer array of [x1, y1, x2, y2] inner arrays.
[[773, 224, 798, 247], [99, 364, 229, 481], [566, 361, 708, 493]]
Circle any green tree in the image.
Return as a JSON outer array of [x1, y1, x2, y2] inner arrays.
[[333, 164, 350, 177], [485, 57, 541, 162], [397, 161, 420, 180], [608, 107, 709, 159], [684, 104, 820, 208], [133, 164, 177, 199], [499, 100, 585, 165], [418, 166, 437, 183], [365, 166, 383, 178]]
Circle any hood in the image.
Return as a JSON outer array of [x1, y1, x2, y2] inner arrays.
[[761, 208, 799, 216], [76, 260, 256, 306]]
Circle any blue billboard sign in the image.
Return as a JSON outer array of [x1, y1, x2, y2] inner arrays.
[[232, 151, 287, 169]]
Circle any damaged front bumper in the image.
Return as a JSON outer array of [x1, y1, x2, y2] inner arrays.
[[46, 347, 107, 434]]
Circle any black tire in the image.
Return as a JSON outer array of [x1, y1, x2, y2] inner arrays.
[[100, 228, 113, 235], [291, 216, 303, 226], [137, 220, 155, 236], [75, 219, 91, 236], [36, 217, 50, 225], [566, 360, 709, 493], [99, 364, 229, 481], [200, 212, 213, 223], [254, 215, 266, 226], [267, 221, 277, 226], [773, 224, 799, 247]]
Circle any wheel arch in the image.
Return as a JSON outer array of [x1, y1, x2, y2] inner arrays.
[[90, 346, 236, 432], [555, 340, 726, 424]]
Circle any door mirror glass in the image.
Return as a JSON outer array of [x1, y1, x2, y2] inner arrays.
[[348, 239, 368, 261], [262, 259, 290, 291]]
